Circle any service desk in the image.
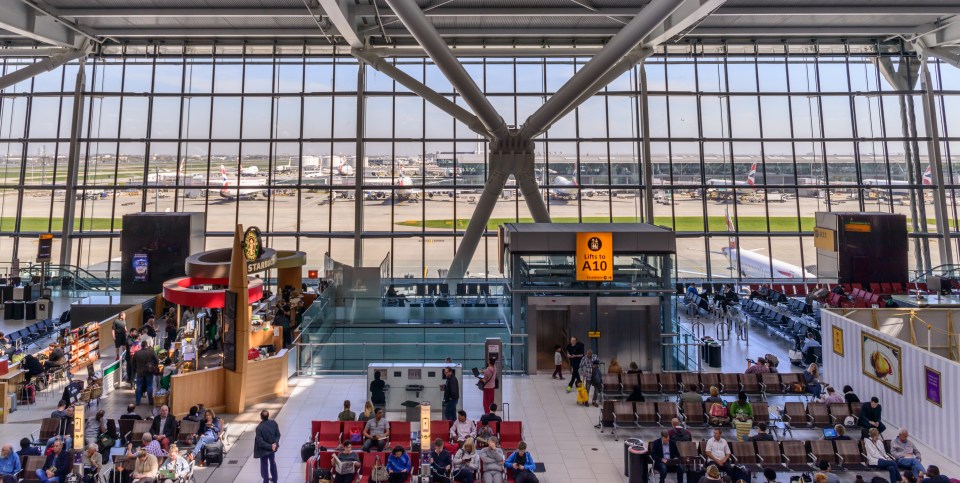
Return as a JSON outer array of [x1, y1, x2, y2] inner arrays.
[[0, 368, 25, 385], [250, 325, 281, 352]]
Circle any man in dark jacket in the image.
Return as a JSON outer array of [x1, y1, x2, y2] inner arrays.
[[133, 341, 159, 406], [650, 430, 683, 483], [150, 404, 177, 451], [35, 439, 70, 483], [565, 336, 585, 393], [442, 367, 459, 422], [254, 410, 281, 483], [859, 397, 886, 437]]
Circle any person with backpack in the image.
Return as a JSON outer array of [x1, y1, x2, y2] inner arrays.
[[133, 340, 159, 406], [504, 441, 538, 483]]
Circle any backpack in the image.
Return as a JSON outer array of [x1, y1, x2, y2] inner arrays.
[[348, 426, 362, 444]]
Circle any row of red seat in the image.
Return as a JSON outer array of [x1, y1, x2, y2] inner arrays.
[[748, 282, 919, 297], [310, 419, 523, 452], [308, 450, 526, 483]]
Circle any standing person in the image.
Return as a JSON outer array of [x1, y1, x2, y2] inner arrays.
[[163, 317, 176, 352], [442, 367, 460, 422], [133, 340, 159, 406], [370, 371, 386, 410], [113, 312, 128, 361], [126, 328, 141, 385], [565, 337, 585, 393], [254, 410, 281, 483], [551, 345, 563, 379], [481, 358, 497, 414]]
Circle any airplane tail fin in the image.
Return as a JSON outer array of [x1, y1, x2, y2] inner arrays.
[[922, 165, 932, 185], [747, 163, 757, 186], [725, 208, 737, 250]]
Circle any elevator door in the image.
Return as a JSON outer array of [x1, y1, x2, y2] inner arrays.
[[536, 308, 570, 371]]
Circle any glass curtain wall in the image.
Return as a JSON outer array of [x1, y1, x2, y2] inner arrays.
[[0, 42, 957, 281]]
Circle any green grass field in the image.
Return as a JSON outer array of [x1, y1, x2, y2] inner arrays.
[[0, 217, 121, 232], [397, 216, 940, 232]]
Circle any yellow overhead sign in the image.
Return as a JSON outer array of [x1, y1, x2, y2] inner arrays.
[[576, 232, 613, 282], [814, 227, 836, 251], [844, 221, 872, 233]]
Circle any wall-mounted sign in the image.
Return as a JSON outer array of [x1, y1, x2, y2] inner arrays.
[[587, 331, 601, 338], [576, 232, 613, 282], [132, 253, 149, 282], [36, 233, 53, 263], [832, 325, 844, 357], [925, 366, 941, 407], [814, 227, 836, 251]]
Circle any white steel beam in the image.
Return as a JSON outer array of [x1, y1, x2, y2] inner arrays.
[[644, 0, 725, 47], [352, 49, 491, 138], [519, 0, 686, 139], [317, 0, 363, 48], [54, 5, 960, 18], [0, 47, 87, 90], [383, 0, 507, 139], [915, 18, 960, 48], [0, 1, 81, 48]]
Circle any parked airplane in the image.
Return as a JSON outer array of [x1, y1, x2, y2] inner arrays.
[[147, 161, 201, 184], [217, 165, 269, 199], [239, 163, 260, 176], [721, 208, 814, 279], [863, 166, 932, 196], [706, 163, 758, 187], [363, 171, 418, 201]]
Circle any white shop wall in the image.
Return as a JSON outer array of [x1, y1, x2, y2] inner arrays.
[[821, 309, 960, 463]]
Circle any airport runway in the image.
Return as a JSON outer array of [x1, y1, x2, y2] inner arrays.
[[3, 183, 941, 280]]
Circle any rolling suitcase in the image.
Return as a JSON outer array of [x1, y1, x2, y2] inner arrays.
[[202, 440, 224, 466]]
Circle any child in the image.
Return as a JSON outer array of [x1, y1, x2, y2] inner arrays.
[[552, 345, 563, 379], [575, 381, 589, 406]]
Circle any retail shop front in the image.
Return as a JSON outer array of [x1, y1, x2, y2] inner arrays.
[[500, 223, 684, 374]]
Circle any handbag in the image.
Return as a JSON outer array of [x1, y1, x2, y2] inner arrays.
[[370, 455, 389, 482], [476, 378, 485, 390], [790, 382, 805, 393], [709, 403, 728, 418]]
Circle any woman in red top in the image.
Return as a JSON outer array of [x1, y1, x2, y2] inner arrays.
[[481, 358, 497, 414]]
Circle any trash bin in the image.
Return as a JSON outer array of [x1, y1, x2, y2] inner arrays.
[[623, 438, 642, 477], [707, 342, 722, 368], [627, 444, 649, 483], [401, 400, 420, 423]]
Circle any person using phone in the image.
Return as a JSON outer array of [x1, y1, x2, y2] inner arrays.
[[452, 438, 479, 483]]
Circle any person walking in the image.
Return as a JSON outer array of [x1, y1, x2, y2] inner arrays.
[[565, 337, 584, 393], [443, 367, 460, 422], [113, 312, 127, 361], [133, 341, 159, 406], [481, 358, 497, 414], [254, 410, 281, 483]]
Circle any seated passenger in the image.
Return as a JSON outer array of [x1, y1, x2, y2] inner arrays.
[[428, 438, 452, 483], [803, 363, 823, 399], [820, 386, 845, 404], [823, 424, 849, 441], [479, 437, 505, 483], [453, 438, 479, 483], [679, 388, 702, 404], [842, 385, 861, 404], [504, 441, 538, 483], [607, 357, 623, 374], [745, 357, 769, 375], [921, 465, 951, 483], [625, 384, 645, 402], [626, 362, 641, 374], [450, 411, 477, 446], [337, 400, 355, 422], [748, 422, 776, 442], [332, 442, 361, 483], [386, 446, 411, 483], [362, 408, 389, 452]]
